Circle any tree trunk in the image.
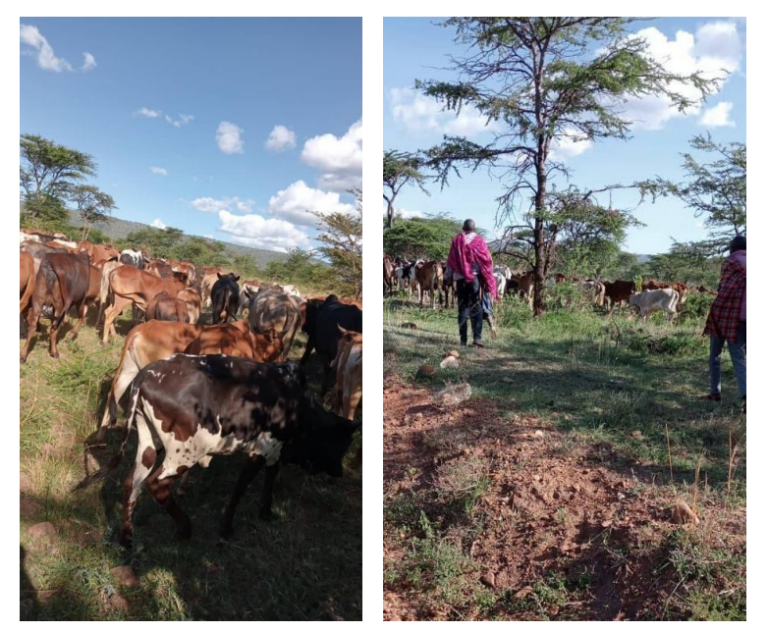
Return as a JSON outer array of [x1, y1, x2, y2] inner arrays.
[[386, 199, 394, 229], [532, 162, 547, 316]]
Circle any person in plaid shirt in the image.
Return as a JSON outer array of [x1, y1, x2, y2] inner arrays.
[[702, 235, 746, 410]]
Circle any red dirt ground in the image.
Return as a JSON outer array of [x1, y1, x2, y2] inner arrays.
[[383, 374, 746, 621]]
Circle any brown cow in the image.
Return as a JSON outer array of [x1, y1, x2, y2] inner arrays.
[[20, 251, 35, 315], [78, 241, 119, 264], [603, 280, 636, 312], [145, 291, 191, 323], [415, 260, 444, 309], [185, 320, 282, 359], [145, 259, 174, 279], [642, 280, 689, 309], [177, 288, 202, 324], [101, 266, 188, 345], [21, 252, 92, 362], [171, 260, 197, 285], [513, 272, 534, 308], [94, 320, 284, 441], [327, 326, 362, 421]]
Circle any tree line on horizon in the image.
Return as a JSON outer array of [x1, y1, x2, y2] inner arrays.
[[20, 134, 362, 297]]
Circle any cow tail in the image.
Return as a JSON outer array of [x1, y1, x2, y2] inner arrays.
[[74, 381, 141, 491]]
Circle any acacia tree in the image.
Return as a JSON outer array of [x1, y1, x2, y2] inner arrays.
[[417, 18, 720, 315], [644, 134, 745, 254], [314, 189, 363, 298], [20, 134, 96, 230], [383, 150, 427, 229], [72, 184, 116, 241]]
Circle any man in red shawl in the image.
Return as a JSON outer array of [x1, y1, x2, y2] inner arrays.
[[446, 219, 499, 347], [702, 235, 746, 411]]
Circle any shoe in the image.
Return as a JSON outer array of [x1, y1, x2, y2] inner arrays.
[[472, 340, 485, 348], [699, 393, 721, 402], [460, 340, 468, 347]]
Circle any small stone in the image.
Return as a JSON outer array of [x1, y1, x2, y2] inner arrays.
[[439, 356, 459, 369], [617, 492, 626, 500], [514, 586, 533, 600], [25, 522, 56, 540], [401, 322, 418, 329], [480, 572, 496, 589], [20, 472, 34, 493], [631, 430, 643, 440], [503, 377, 514, 384], [533, 430, 545, 439], [417, 364, 436, 378], [434, 383, 472, 407], [447, 350, 460, 358], [110, 565, 139, 588]]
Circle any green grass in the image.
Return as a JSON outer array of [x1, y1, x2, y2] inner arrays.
[[20, 310, 361, 621], [384, 296, 746, 621]]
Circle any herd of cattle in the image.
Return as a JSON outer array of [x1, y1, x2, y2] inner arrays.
[[384, 255, 717, 320], [20, 228, 362, 545]]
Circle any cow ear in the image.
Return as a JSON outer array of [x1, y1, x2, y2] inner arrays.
[[217, 272, 222, 279]]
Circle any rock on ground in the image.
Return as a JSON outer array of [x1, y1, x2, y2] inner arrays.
[[439, 356, 459, 369], [434, 383, 472, 407]]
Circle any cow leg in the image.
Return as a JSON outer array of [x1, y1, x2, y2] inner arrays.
[[146, 467, 191, 540], [67, 303, 88, 340], [220, 455, 265, 538], [343, 386, 362, 421], [101, 296, 130, 345], [119, 423, 158, 547], [20, 307, 41, 363], [259, 462, 279, 519], [48, 296, 68, 360]]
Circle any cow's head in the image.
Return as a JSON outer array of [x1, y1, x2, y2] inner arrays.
[[284, 402, 361, 478]]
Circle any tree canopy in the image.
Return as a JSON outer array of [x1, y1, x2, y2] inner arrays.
[[384, 215, 464, 261], [416, 17, 721, 314], [383, 150, 428, 229]]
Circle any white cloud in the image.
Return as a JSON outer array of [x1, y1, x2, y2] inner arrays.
[[20, 24, 73, 72], [149, 166, 167, 176], [268, 180, 355, 228], [216, 121, 244, 154], [135, 108, 193, 127], [151, 218, 167, 230], [618, 22, 742, 130], [301, 120, 362, 192], [136, 107, 162, 118], [191, 196, 254, 213], [699, 101, 736, 127], [390, 88, 501, 137], [165, 113, 194, 128], [82, 52, 97, 71], [399, 208, 425, 219], [265, 125, 297, 151], [550, 128, 593, 159], [218, 210, 309, 253]]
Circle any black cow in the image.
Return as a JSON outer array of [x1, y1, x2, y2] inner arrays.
[[300, 295, 362, 391], [77, 354, 360, 546], [21, 252, 92, 362], [211, 272, 240, 324]]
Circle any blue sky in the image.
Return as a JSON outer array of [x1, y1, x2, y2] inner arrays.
[[21, 17, 362, 252], [384, 17, 746, 255]]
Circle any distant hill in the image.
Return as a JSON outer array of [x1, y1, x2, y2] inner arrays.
[[68, 211, 289, 267]]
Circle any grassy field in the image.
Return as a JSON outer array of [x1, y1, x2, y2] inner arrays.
[[20, 308, 362, 621], [383, 295, 746, 621]]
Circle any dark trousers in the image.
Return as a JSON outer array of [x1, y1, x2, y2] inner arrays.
[[457, 278, 483, 344]]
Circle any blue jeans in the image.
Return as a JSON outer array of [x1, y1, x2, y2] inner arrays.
[[709, 321, 746, 398], [457, 278, 483, 344]]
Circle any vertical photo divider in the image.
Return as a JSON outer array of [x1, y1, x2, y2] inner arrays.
[[361, 12, 385, 622]]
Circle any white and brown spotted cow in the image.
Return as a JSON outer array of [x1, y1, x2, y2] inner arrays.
[[77, 355, 360, 546]]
